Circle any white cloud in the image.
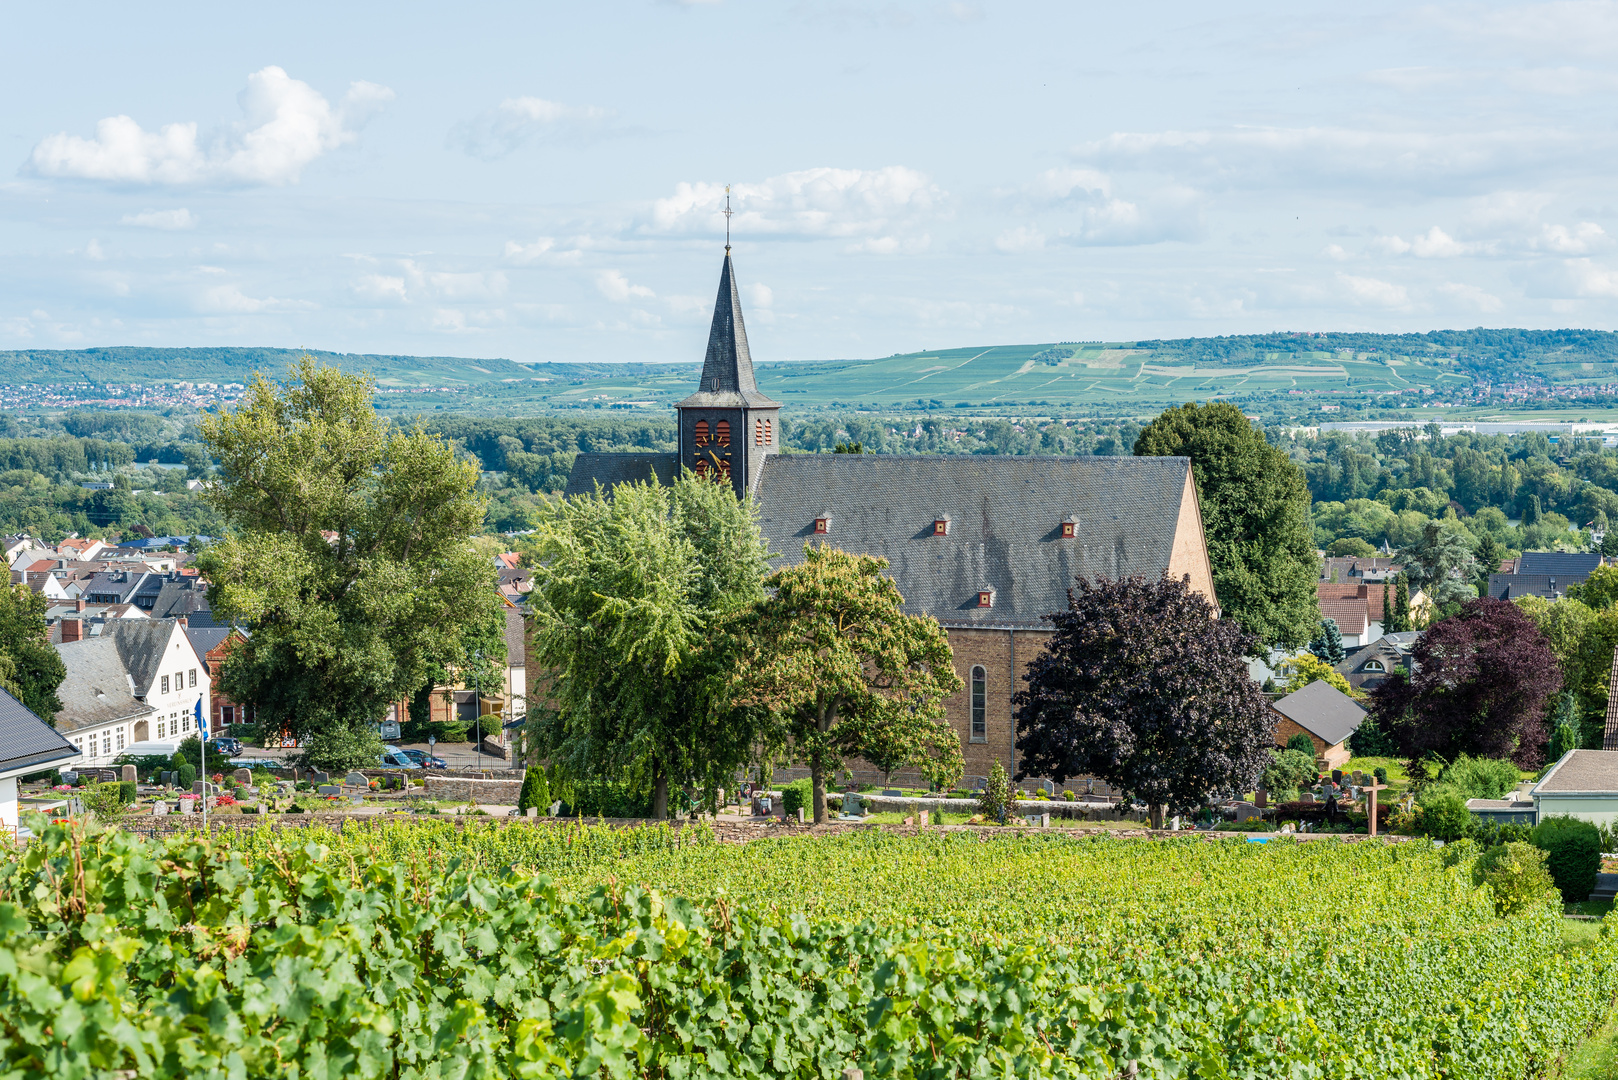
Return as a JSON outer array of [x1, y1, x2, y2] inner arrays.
[[1323, 243, 1349, 260], [744, 282, 773, 309], [27, 66, 393, 186], [595, 269, 654, 302], [1435, 1, 1618, 61], [647, 166, 941, 240], [448, 97, 615, 160], [85, 239, 106, 262], [1562, 258, 1618, 298], [502, 235, 588, 265], [995, 225, 1045, 253], [1438, 282, 1505, 312], [1533, 221, 1608, 254], [1026, 167, 1111, 202], [1337, 273, 1410, 308], [195, 283, 313, 314], [120, 208, 197, 230], [1376, 226, 1489, 258], [843, 234, 931, 255], [353, 275, 407, 303]]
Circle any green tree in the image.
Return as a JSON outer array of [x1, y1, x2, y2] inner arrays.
[[1261, 748, 1315, 801], [1279, 654, 1356, 697], [1391, 575, 1412, 633], [1569, 564, 1618, 609], [525, 471, 771, 818], [1399, 520, 1478, 612], [736, 545, 964, 825], [197, 359, 501, 774], [0, 582, 66, 720], [1286, 731, 1318, 759], [1134, 403, 1319, 651], [1307, 618, 1346, 664]]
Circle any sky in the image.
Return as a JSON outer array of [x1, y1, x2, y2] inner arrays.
[[4, 1, 1618, 366]]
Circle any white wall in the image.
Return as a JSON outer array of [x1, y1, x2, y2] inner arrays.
[[0, 774, 16, 835], [1535, 797, 1618, 829]]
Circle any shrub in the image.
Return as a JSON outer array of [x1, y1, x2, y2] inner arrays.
[[781, 778, 813, 818], [79, 782, 127, 817], [1230, 817, 1275, 832], [1439, 837, 1478, 868], [1262, 748, 1316, 801], [1349, 716, 1399, 757], [1415, 785, 1472, 842], [1286, 732, 1318, 759], [516, 769, 551, 815], [1531, 816, 1602, 902], [118, 780, 136, 806], [177, 764, 197, 791], [1062, 789, 1075, 801], [1373, 766, 1388, 785], [1442, 755, 1521, 800], [1474, 842, 1557, 916], [977, 762, 1011, 824]]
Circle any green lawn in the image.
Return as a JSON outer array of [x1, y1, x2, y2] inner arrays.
[[1562, 1013, 1618, 1080]]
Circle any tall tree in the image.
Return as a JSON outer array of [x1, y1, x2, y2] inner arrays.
[[1391, 575, 1412, 633], [1013, 574, 1275, 829], [1134, 403, 1319, 651], [1369, 597, 1561, 771], [0, 583, 66, 721], [524, 471, 771, 818], [735, 545, 963, 824], [1398, 520, 1478, 612], [1308, 619, 1346, 664], [197, 358, 501, 773]]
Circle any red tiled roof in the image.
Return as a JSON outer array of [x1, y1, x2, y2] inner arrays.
[[1317, 582, 1388, 622], [1318, 597, 1369, 636]]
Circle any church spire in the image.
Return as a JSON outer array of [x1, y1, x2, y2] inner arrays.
[[679, 249, 777, 407]]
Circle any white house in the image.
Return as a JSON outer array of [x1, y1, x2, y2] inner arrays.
[[0, 686, 79, 836], [55, 618, 211, 766], [1531, 749, 1618, 828]]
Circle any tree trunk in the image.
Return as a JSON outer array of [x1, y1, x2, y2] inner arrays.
[[1149, 803, 1166, 830], [653, 765, 669, 820]]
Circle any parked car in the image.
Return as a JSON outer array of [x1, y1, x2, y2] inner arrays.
[[378, 747, 422, 770], [207, 737, 243, 758], [398, 748, 448, 769]]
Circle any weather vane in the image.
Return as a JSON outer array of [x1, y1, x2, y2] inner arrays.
[[722, 184, 733, 252]]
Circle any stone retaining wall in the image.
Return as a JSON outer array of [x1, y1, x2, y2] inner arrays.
[[424, 776, 525, 803]]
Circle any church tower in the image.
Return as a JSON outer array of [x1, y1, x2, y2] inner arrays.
[[675, 250, 781, 498]]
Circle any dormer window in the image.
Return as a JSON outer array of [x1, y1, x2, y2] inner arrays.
[[1364, 660, 1385, 672], [1059, 515, 1079, 538], [933, 516, 951, 536], [977, 589, 994, 608], [814, 516, 831, 534], [694, 420, 710, 447]]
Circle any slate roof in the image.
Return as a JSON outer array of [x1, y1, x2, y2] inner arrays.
[[565, 453, 680, 498], [1488, 573, 1559, 600], [108, 619, 184, 694], [674, 253, 780, 410], [1271, 679, 1366, 747], [185, 626, 233, 660], [1517, 551, 1602, 578], [54, 636, 157, 733], [0, 686, 78, 776], [81, 571, 154, 605], [1534, 749, 1618, 794], [504, 610, 526, 667], [1607, 645, 1618, 752], [752, 454, 1202, 627]]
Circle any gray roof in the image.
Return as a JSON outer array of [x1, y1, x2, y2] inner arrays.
[[565, 453, 680, 498], [54, 635, 157, 733], [81, 570, 153, 604], [106, 619, 180, 695], [1534, 749, 1618, 794], [1271, 679, 1366, 747], [674, 253, 779, 410], [1518, 551, 1602, 578], [186, 626, 232, 659], [504, 609, 525, 667], [1488, 573, 1559, 600], [0, 686, 78, 775], [753, 454, 1200, 627]]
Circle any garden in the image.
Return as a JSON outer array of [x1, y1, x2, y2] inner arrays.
[[2, 815, 1614, 1080]]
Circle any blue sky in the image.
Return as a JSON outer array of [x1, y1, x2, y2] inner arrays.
[[4, 0, 1618, 365]]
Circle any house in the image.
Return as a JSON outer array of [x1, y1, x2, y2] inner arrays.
[[565, 249, 1220, 781], [44, 597, 150, 644], [57, 538, 108, 561], [1530, 750, 1618, 828], [55, 618, 211, 766], [1336, 631, 1421, 691], [80, 570, 157, 606], [1318, 595, 1377, 648], [420, 608, 527, 752], [1269, 679, 1365, 770], [187, 625, 250, 736], [1318, 556, 1402, 584], [0, 686, 80, 836], [1489, 551, 1603, 601]]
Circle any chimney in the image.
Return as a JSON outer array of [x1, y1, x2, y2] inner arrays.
[[177, 616, 188, 628], [61, 618, 83, 644], [75, 596, 86, 612]]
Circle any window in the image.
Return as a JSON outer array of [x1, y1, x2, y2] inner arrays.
[[1364, 660, 1385, 672], [115, 730, 124, 751], [756, 418, 765, 446], [764, 418, 772, 444], [717, 459, 731, 478], [694, 459, 710, 477], [102, 733, 111, 757], [1060, 521, 1076, 538], [161, 675, 169, 694], [189, 668, 197, 688], [970, 666, 987, 742], [814, 517, 830, 534], [715, 419, 731, 447], [977, 590, 994, 608], [694, 420, 710, 446], [222, 705, 235, 726], [933, 518, 949, 536], [157, 721, 166, 739]]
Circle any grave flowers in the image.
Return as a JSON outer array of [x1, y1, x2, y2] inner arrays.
[[215, 794, 238, 807]]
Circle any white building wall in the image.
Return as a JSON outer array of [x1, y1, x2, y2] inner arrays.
[[0, 775, 17, 835]]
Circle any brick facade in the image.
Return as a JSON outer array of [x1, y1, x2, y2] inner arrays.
[[1270, 712, 1350, 770], [939, 626, 1048, 780]]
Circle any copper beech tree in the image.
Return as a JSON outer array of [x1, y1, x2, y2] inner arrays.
[[1013, 574, 1274, 829], [735, 545, 963, 824]]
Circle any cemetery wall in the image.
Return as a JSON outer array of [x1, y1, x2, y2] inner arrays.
[[425, 776, 525, 803]]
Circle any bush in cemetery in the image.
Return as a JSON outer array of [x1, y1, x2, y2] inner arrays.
[[1531, 816, 1603, 902], [781, 778, 813, 818], [1286, 731, 1318, 759], [516, 768, 551, 815], [1415, 784, 1473, 842], [977, 761, 1012, 823], [1441, 754, 1521, 800], [177, 763, 196, 790], [117, 780, 136, 805], [78, 782, 128, 817], [1262, 748, 1316, 801], [1473, 842, 1558, 916]]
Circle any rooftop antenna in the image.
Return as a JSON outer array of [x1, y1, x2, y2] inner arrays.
[[722, 184, 733, 253]]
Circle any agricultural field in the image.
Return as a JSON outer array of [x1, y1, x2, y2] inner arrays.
[[3, 816, 1614, 1079]]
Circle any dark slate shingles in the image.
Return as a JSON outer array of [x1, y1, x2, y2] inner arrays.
[[0, 686, 78, 774], [564, 453, 680, 498], [1272, 679, 1366, 746]]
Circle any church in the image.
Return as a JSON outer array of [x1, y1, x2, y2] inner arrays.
[[567, 250, 1219, 782]]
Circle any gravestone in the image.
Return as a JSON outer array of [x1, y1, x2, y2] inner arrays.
[[152, 802, 169, 816], [1254, 787, 1268, 808], [1300, 792, 1316, 804], [796, 807, 805, 824], [967, 775, 987, 791], [318, 785, 341, 796], [277, 782, 294, 798], [121, 764, 137, 784], [60, 770, 77, 786], [179, 798, 194, 814], [160, 771, 175, 787], [309, 771, 329, 785], [1170, 815, 1181, 831], [882, 789, 902, 797], [1351, 770, 1364, 785], [1039, 779, 1055, 796], [549, 800, 562, 816], [525, 807, 538, 819], [344, 771, 368, 788], [192, 780, 206, 795], [1331, 769, 1343, 784], [1233, 801, 1263, 823], [918, 810, 929, 826], [350, 794, 365, 806], [842, 791, 864, 818], [232, 768, 251, 785], [1040, 813, 1050, 828]]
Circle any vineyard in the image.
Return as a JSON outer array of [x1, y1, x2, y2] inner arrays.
[[2, 817, 1615, 1080]]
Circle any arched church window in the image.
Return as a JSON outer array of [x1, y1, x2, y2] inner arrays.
[[970, 666, 986, 742], [716, 420, 731, 447], [765, 418, 772, 444], [694, 420, 710, 446]]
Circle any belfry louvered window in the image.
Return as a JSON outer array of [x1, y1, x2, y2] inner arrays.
[[694, 420, 710, 446], [715, 420, 731, 447]]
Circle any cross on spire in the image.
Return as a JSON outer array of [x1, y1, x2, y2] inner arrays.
[[722, 184, 733, 252]]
